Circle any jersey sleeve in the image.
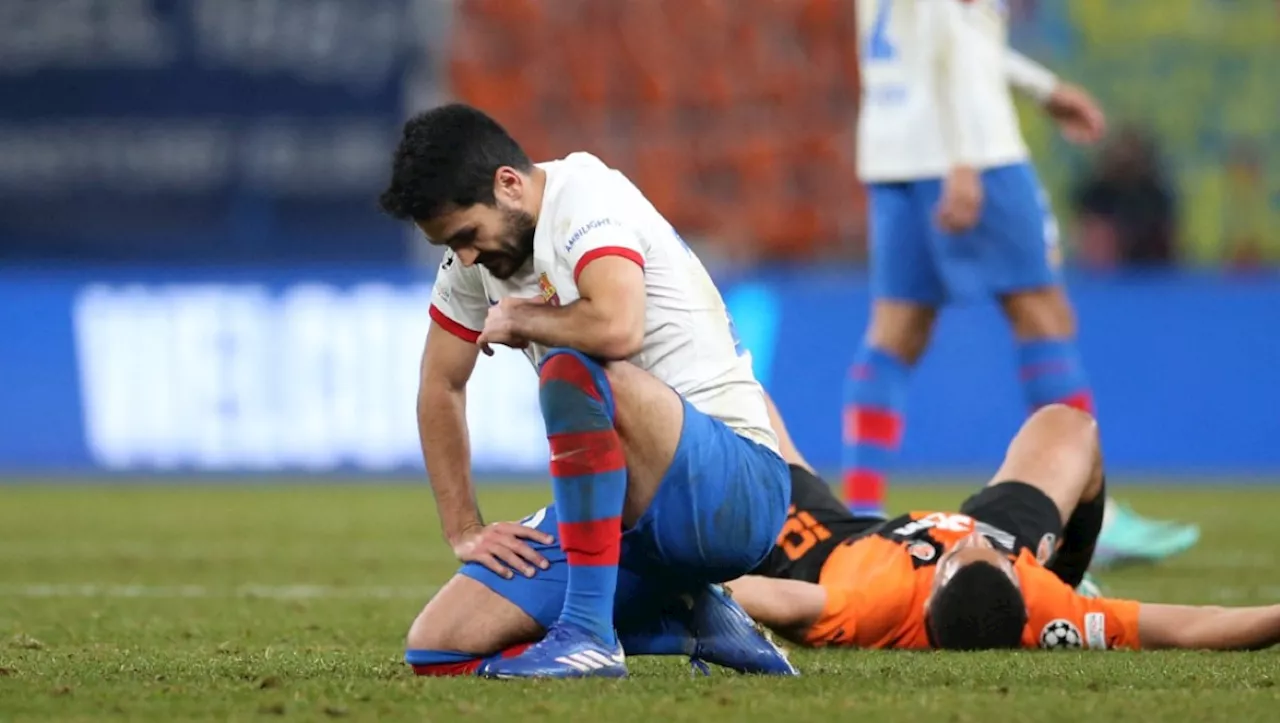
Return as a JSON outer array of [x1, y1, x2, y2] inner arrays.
[[1017, 551, 1142, 651], [804, 536, 924, 649], [428, 252, 488, 343], [931, 0, 991, 167], [805, 584, 863, 648], [555, 188, 646, 284], [1004, 48, 1058, 103]]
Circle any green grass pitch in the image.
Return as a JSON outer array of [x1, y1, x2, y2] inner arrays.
[[1, 482, 1278, 722]]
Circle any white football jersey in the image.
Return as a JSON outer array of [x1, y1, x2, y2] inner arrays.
[[429, 152, 779, 452], [855, 0, 1030, 181]]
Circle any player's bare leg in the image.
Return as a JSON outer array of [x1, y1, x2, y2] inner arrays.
[[405, 576, 543, 675], [842, 299, 937, 516], [865, 300, 938, 366], [999, 286, 1199, 569], [986, 403, 1102, 526], [983, 403, 1105, 587], [599, 360, 685, 526], [998, 285, 1076, 342]]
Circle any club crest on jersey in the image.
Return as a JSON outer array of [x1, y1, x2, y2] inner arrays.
[[538, 273, 561, 306]]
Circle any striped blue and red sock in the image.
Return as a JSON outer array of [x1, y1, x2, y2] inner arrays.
[[1017, 339, 1094, 413], [539, 350, 627, 646], [841, 346, 909, 517], [407, 644, 533, 677]]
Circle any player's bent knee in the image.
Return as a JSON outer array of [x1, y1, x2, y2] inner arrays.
[[406, 608, 451, 653], [1028, 403, 1098, 440], [406, 594, 470, 653], [538, 348, 616, 426], [1016, 404, 1099, 464], [538, 348, 607, 391], [538, 347, 599, 373], [405, 576, 541, 657]]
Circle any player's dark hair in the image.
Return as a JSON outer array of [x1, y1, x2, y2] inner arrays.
[[926, 561, 1028, 651], [378, 104, 533, 222]]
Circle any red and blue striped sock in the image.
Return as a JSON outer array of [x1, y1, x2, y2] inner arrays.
[[539, 350, 626, 646], [841, 346, 909, 517], [407, 644, 533, 676], [1017, 339, 1095, 413]]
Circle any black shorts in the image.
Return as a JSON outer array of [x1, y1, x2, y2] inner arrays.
[[959, 481, 1063, 565]]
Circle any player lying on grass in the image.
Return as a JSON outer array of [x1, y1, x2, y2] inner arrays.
[[731, 403, 1280, 651], [380, 104, 795, 678], [406, 401, 1280, 668]]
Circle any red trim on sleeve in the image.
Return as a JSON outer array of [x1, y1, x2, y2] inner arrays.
[[573, 247, 645, 284], [429, 304, 481, 344]]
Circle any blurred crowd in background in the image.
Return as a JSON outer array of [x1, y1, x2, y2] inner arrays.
[[1, 0, 1276, 270]]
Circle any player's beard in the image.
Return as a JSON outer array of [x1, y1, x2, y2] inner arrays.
[[478, 208, 536, 280]]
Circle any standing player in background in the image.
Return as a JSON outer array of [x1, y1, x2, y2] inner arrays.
[[842, 0, 1199, 566]]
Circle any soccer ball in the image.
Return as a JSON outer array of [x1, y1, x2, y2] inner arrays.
[[1039, 619, 1083, 650]]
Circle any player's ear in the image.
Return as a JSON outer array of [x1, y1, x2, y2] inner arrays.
[[494, 167, 523, 204]]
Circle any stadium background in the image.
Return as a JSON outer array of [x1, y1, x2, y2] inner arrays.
[[1, 0, 1278, 479]]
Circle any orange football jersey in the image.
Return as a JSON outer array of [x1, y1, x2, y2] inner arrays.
[[796, 511, 1142, 651]]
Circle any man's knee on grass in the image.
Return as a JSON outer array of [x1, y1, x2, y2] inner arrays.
[[405, 576, 542, 667]]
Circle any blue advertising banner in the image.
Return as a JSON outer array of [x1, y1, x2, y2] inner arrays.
[[0, 0, 429, 262], [2, 266, 1278, 477]]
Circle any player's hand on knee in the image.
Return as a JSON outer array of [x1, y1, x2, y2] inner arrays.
[[936, 165, 983, 233], [451, 522, 554, 579]]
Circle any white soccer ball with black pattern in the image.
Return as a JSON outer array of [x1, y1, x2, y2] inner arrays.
[[1039, 619, 1083, 650]]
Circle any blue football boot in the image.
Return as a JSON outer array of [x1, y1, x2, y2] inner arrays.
[[686, 584, 799, 676], [478, 622, 627, 680]]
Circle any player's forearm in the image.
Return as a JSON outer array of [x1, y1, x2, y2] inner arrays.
[[418, 381, 483, 544], [511, 299, 642, 360], [724, 576, 826, 644], [1004, 48, 1058, 104], [1139, 603, 1280, 650]]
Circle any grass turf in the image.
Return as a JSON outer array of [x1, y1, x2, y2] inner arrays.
[[1, 483, 1277, 722]]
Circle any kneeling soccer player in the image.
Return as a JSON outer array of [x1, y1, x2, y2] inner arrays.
[[731, 404, 1280, 651], [381, 104, 794, 678]]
